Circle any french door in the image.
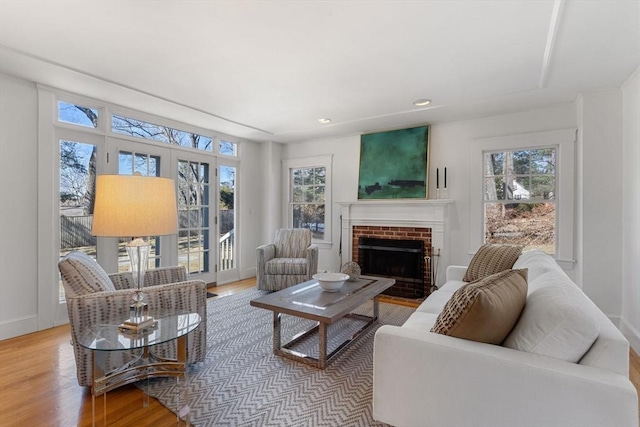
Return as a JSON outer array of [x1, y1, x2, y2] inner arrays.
[[174, 150, 216, 284]]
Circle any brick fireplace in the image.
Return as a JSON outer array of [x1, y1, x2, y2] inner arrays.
[[353, 226, 433, 298], [339, 200, 452, 294]]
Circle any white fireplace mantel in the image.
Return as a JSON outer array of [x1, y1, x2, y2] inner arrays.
[[338, 199, 454, 286]]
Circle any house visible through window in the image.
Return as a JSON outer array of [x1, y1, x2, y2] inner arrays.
[[483, 147, 557, 254], [291, 166, 326, 240]]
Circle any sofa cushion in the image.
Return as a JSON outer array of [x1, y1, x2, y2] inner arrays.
[[58, 252, 116, 297], [403, 312, 439, 332], [513, 249, 562, 281], [463, 244, 523, 282], [415, 290, 456, 314], [503, 284, 600, 363], [265, 258, 308, 275], [431, 269, 528, 344]]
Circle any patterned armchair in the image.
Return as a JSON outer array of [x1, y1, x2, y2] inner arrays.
[[256, 228, 319, 291], [58, 251, 207, 387]]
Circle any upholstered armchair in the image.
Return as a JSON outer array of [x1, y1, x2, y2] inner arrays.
[[256, 228, 319, 291], [58, 251, 207, 387]]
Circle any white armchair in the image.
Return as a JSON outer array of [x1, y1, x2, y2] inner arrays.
[[58, 251, 207, 387], [256, 228, 319, 291]]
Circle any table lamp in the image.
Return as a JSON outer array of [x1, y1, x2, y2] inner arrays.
[[92, 174, 178, 331]]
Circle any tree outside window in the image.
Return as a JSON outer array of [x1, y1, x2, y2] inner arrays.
[[484, 147, 556, 254], [291, 167, 326, 240]]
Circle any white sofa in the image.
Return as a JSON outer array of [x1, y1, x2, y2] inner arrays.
[[373, 250, 639, 427]]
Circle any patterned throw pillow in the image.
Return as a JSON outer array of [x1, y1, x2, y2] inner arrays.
[[431, 269, 528, 345], [463, 243, 523, 282]]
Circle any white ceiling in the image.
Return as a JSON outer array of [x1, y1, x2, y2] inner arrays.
[[1, 0, 638, 143]]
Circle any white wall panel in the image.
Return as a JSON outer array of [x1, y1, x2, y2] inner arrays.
[[0, 74, 39, 339]]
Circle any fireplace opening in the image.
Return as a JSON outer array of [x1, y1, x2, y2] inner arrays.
[[358, 237, 424, 298]]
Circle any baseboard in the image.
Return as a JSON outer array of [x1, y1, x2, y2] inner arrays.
[[0, 315, 38, 340], [242, 267, 256, 280], [620, 317, 640, 356]]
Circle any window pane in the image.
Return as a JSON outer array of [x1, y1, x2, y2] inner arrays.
[[511, 177, 530, 200], [315, 186, 325, 203], [302, 168, 313, 185], [305, 186, 314, 203], [531, 176, 555, 199], [292, 186, 304, 203], [485, 203, 555, 254], [510, 151, 530, 175], [531, 149, 556, 174], [112, 114, 212, 152], [219, 140, 238, 156], [314, 167, 326, 184], [58, 101, 98, 128], [484, 177, 505, 201], [484, 152, 504, 176]]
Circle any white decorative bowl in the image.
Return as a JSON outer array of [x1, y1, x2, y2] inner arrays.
[[313, 272, 350, 292]]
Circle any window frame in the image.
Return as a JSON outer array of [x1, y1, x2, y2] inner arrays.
[[282, 155, 333, 249], [470, 128, 576, 268]]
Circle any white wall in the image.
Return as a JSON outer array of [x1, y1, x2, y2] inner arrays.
[[237, 139, 264, 280], [576, 90, 624, 321], [621, 67, 640, 354], [283, 105, 577, 275], [0, 74, 39, 339]]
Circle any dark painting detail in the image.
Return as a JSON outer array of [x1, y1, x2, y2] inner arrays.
[[358, 126, 429, 199]]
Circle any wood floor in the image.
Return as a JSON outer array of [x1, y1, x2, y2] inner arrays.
[[0, 278, 638, 426]]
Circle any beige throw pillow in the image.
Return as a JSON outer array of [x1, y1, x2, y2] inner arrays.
[[463, 243, 523, 282], [431, 269, 528, 345]]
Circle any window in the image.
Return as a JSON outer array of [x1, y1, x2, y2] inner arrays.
[[470, 128, 575, 267], [219, 139, 238, 157], [483, 147, 556, 254], [292, 166, 326, 239], [283, 155, 333, 246], [112, 114, 213, 152], [58, 101, 99, 129]]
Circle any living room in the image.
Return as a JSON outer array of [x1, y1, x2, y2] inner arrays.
[[1, 1, 639, 426]]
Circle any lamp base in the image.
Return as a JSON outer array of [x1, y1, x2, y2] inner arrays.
[[119, 317, 157, 332], [119, 300, 157, 332]]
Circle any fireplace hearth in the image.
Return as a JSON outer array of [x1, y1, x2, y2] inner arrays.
[[358, 236, 425, 298]]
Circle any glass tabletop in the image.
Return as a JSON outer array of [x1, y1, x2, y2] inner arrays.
[[78, 312, 201, 351]]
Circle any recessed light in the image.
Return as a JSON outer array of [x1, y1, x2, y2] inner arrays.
[[318, 118, 332, 124], [413, 99, 432, 106]]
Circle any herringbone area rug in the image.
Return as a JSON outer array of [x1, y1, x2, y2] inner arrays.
[[143, 287, 414, 426]]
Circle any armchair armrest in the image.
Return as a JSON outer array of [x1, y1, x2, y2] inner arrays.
[[257, 243, 276, 263], [373, 325, 638, 427], [446, 265, 467, 282], [306, 244, 319, 277]]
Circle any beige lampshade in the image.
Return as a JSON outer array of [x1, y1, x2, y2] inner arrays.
[[92, 175, 178, 237]]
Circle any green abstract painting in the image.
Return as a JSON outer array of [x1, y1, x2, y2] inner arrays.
[[358, 126, 429, 199]]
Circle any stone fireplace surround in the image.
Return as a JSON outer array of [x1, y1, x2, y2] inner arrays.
[[339, 200, 453, 293]]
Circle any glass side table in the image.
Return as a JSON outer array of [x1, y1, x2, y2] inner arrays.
[[78, 311, 201, 426]]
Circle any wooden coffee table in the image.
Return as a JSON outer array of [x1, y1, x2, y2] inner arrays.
[[250, 275, 395, 369]]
